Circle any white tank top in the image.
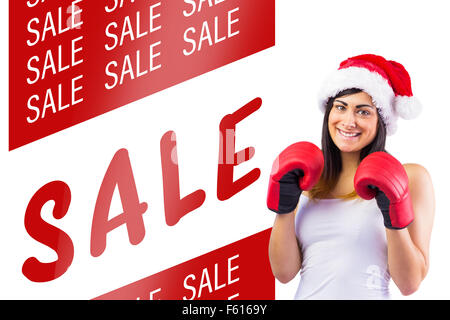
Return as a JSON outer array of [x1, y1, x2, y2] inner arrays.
[[294, 195, 391, 299]]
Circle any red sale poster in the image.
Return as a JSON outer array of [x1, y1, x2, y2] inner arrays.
[[3, 0, 450, 305]]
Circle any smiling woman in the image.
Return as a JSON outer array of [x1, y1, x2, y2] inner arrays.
[[267, 54, 435, 300], [331, 93, 378, 150], [309, 88, 387, 200]]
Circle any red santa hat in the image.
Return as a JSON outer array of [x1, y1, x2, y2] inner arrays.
[[318, 54, 422, 135]]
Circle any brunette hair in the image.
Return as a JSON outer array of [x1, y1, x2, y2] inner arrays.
[[308, 88, 387, 200]]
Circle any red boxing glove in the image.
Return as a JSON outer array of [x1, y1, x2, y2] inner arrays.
[[267, 141, 324, 214], [354, 152, 414, 229]]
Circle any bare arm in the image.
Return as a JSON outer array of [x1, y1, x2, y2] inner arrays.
[[386, 164, 435, 295], [268, 206, 302, 284]]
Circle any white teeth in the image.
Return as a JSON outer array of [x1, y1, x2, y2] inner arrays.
[[338, 129, 359, 137]]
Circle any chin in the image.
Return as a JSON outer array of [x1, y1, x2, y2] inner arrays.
[[336, 145, 360, 153], [332, 138, 362, 153], [339, 147, 362, 154], [333, 135, 373, 153]]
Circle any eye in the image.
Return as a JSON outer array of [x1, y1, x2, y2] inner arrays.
[[334, 104, 346, 111], [357, 109, 371, 116]]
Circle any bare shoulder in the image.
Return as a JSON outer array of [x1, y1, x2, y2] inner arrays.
[[402, 163, 435, 250], [403, 163, 435, 219], [403, 163, 433, 187]]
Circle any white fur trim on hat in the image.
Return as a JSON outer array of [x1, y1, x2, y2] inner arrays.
[[318, 67, 397, 135], [395, 95, 422, 120]]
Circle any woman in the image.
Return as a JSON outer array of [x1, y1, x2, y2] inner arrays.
[[266, 54, 435, 299]]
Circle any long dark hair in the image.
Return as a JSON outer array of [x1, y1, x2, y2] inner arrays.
[[309, 88, 387, 200]]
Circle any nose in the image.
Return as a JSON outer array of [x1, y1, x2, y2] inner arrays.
[[342, 110, 357, 128]]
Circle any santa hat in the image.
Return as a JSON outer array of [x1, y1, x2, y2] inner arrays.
[[318, 54, 422, 135]]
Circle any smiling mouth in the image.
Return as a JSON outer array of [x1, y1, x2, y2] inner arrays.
[[337, 128, 361, 138]]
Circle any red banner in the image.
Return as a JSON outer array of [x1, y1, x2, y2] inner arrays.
[[9, 0, 275, 150], [94, 228, 274, 300]]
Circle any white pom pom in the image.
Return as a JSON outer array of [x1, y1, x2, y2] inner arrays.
[[395, 96, 422, 120]]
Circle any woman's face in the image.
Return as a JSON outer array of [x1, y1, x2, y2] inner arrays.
[[328, 91, 379, 154]]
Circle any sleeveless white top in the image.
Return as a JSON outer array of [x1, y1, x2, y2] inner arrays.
[[294, 195, 391, 299]]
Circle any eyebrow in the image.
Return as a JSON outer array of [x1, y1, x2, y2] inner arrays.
[[334, 100, 375, 109]]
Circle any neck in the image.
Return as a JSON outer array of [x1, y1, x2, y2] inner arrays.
[[340, 151, 361, 175]]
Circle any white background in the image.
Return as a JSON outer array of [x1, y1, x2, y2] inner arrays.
[[1, 0, 450, 299]]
